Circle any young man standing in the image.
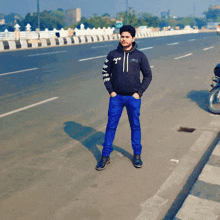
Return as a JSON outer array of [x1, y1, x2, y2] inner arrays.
[[96, 25, 152, 171]]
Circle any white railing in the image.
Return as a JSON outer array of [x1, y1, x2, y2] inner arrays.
[[0, 23, 115, 41], [0, 23, 199, 41]]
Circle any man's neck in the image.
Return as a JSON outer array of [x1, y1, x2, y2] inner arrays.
[[123, 45, 132, 52]]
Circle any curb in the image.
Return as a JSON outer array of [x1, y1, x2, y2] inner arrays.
[[0, 34, 120, 52], [135, 118, 220, 220], [174, 136, 220, 219]]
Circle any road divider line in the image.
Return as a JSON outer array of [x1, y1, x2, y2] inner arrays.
[[0, 68, 38, 76], [139, 47, 153, 51], [174, 53, 192, 60], [0, 97, 59, 118], [188, 39, 196, 42], [28, 51, 67, 57], [167, 42, 179, 46], [79, 55, 106, 62], [203, 46, 214, 51]]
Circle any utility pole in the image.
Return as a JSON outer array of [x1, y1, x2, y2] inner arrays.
[[193, 2, 196, 28], [37, 0, 40, 38], [126, 0, 128, 24]]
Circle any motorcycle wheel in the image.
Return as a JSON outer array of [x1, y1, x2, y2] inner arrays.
[[209, 87, 220, 113]]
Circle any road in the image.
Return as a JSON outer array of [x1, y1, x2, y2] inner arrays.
[[0, 32, 219, 220]]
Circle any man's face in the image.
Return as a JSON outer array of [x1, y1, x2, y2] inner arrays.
[[120, 31, 135, 48]]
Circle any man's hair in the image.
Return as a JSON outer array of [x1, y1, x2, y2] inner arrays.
[[120, 25, 136, 37]]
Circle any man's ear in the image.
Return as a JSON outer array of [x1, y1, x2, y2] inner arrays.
[[132, 37, 135, 42]]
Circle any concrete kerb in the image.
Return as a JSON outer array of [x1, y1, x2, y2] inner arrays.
[[135, 119, 220, 220], [0, 41, 4, 50]]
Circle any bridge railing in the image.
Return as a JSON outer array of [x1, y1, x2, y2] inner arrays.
[[0, 23, 199, 42]]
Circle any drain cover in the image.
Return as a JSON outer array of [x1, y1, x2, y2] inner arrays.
[[177, 127, 195, 133]]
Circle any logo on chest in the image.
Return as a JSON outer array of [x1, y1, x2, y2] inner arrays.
[[130, 59, 138, 63], [113, 57, 121, 64]]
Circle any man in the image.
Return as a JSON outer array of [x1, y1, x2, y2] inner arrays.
[[96, 25, 152, 171]]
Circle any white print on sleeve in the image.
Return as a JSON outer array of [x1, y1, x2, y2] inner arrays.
[[103, 73, 109, 77], [103, 64, 108, 69], [105, 59, 109, 63], [113, 57, 121, 64], [104, 78, 110, 82]]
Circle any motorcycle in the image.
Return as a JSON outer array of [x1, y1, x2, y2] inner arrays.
[[208, 63, 220, 113]]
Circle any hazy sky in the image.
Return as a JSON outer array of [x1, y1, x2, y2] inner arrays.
[[1, 0, 220, 18]]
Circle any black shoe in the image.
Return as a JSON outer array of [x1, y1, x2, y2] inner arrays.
[[96, 156, 110, 171], [133, 154, 142, 168]]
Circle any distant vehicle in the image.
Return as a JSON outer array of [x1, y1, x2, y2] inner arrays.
[[138, 26, 148, 29], [217, 24, 220, 35], [116, 21, 123, 29]]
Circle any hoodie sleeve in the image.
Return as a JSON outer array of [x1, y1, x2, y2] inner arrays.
[[102, 52, 114, 94], [138, 53, 152, 96]]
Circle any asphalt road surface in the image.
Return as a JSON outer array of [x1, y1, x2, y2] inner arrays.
[[0, 32, 220, 220]]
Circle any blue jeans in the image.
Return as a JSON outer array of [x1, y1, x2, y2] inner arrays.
[[102, 94, 142, 156]]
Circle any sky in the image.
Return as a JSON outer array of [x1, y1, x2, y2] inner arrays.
[[1, 0, 220, 18]]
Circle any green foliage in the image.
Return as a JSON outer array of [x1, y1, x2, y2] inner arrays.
[[18, 9, 65, 31], [1, 6, 211, 32], [4, 13, 22, 25], [203, 8, 220, 21], [116, 9, 160, 28], [195, 18, 207, 29], [70, 15, 115, 29]]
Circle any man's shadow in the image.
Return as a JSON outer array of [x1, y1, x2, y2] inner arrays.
[[187, 90, 210, 112], [63, 121, 133, 162]]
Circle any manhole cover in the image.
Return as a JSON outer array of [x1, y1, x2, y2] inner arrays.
[[177, 127, 196, 133]]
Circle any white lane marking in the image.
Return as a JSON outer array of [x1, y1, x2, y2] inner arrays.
[[170, 159, 179, 163], [28, 51, 67, 57], [174, 53, 192, 60], [79, 55, 106, 62], [167, 42, 179, 46], [203, 46, 214, 51], [0, 68, 38, 76], [188, 39, 196, 42], [0, 97, 59, 118], [139, 47, 153, 51], [91, 44, 113, 49]]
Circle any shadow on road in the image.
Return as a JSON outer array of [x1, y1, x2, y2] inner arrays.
[[187, 90, 210, 112], [64, 121, 133, 162]]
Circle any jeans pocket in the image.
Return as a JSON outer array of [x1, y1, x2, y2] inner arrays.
[[132, 95, 140, 100], [111, 94, 118, 98]]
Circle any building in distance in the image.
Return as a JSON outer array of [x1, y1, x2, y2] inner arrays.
[[65, 8, 81, 26], [211, 5, 220, 10]]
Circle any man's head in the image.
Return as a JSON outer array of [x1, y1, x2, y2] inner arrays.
[[119, 25, 136, 51], [120, 25, 136, 37]]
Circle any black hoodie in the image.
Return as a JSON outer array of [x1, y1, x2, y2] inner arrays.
[[102, 42, 152, 97]]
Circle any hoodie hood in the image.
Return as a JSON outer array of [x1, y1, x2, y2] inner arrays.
[[117, 42, 138, 54]]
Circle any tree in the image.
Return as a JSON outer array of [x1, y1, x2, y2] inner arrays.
[[116, 8, 138, 26], [195, 18, 207, 29], [203, 7, 220, 21], [71, 14, 115, 29], [18, 10, 64, 31], [4, 13, 22, 25]]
